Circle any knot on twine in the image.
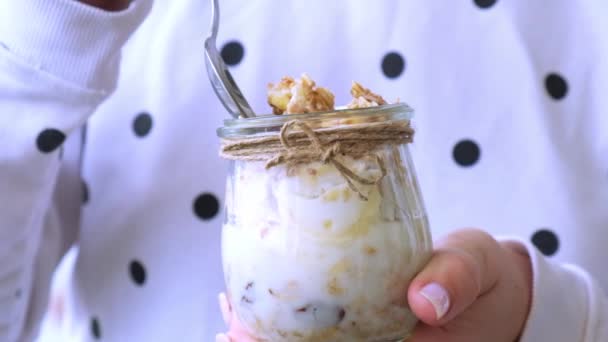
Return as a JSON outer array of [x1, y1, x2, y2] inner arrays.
[[220, 119, 414, 200]]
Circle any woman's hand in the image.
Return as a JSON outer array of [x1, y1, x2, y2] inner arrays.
[[217, 228, 533, 342], [407, 228, 533, 342]]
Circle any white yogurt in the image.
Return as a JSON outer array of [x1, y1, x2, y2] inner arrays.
[[222, 158, 432, 341]]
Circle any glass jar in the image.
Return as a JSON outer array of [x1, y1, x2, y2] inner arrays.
[[217, 103, 433, 341]]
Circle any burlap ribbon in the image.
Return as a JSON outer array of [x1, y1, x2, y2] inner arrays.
[[220, 119, 414, 200]]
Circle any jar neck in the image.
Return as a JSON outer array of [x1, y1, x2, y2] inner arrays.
[[216, 103, 413, 139]]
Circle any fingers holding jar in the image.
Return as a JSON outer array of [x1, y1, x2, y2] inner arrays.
[[407, 228, 533, 342]]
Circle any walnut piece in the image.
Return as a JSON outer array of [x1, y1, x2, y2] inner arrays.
[[267, 76, 393, 114], [267, 76, 295, 114], [267, 74, 335, 115], [346, 81, 387, 109]]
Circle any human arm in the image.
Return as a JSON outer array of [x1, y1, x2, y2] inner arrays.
[[0, 0, 151, 340]]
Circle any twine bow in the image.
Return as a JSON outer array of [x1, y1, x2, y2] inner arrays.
[[265, 120, 387, 201]]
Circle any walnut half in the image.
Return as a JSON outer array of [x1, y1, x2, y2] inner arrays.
[[346, 81, 387, 109], [267, 74, 335, 115]]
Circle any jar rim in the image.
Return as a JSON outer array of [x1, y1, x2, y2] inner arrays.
[[217, 103, 414, 138]]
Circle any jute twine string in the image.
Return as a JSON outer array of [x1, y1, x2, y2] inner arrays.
[[220, 119, 414, 200]]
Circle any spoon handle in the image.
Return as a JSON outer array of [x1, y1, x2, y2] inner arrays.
[[209, 0, 219, 40], [205, 0, 256, 118]]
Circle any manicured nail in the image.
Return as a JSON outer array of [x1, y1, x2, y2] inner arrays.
[[216, 333, 230, 342], [419, 282, 450, 319]]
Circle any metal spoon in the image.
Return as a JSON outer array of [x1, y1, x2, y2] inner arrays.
[[204, 0, 256, 118]]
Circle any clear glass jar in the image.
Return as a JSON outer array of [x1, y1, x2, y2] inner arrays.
[[217, 104, 433, 341]]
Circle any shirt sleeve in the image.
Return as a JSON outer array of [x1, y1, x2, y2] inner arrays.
[[499, 237, 608, 342], [0, 0, 152, 340]]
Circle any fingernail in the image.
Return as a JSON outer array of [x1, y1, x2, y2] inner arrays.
[[419, 282, 450, 320], [216, 333, 230, 342]]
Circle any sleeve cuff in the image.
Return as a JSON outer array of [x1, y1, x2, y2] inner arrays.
[[497, 236, 593, 342], [0, 0, 152, 91]]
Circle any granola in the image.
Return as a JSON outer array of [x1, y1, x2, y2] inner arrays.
[[267, 74, 335, 115], [346, 81, 387, 109], [267, 75, 392, 115]]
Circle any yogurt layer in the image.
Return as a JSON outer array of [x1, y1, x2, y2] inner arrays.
[[223, 155, 432, 341]]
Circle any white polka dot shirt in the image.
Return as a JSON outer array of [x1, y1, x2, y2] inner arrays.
[[0, 0, 606, 341]]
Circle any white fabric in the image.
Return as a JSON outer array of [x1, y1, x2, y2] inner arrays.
[[500, 238, 608, 341], [0, 0, 605, 341]]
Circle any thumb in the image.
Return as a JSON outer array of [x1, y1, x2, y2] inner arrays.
[[407, 229, 501, 326]]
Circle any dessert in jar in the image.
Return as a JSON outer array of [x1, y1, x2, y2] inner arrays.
[[217, 75, 433, 341]]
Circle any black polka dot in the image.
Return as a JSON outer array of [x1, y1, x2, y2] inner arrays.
[[531, 229, 559, 256], [133, 112, 153, 137], [193, 193, 220, 220], [221, 41, 245, 66], [474, 0, 497, 9], [129, 260, 146, 286], [82, 180, 89, 204], [36, 129, 66, 153], [452, 139, 480, 167], [91, 317, 101, 339], [545, 73, 568, 100], [381, 52, 405, 79]]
